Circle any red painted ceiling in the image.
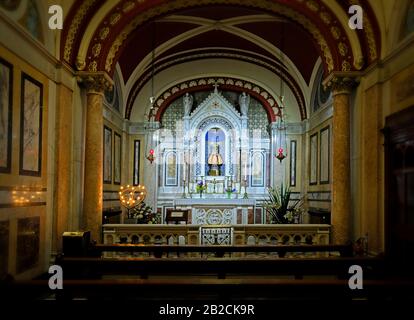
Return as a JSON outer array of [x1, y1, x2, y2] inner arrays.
[[117, 6, 320, 85], [236, 21, 319, 83]]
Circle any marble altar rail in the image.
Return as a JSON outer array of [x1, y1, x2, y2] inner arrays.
[[102, 224, 330, 246]]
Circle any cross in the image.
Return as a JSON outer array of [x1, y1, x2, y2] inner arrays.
[[213, 82, 219, 93]]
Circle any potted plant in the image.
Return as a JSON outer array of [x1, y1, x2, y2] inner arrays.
[[264, 183, 303, 224]]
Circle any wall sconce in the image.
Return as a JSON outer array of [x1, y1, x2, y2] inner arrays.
[[146, 149, 155, 164]]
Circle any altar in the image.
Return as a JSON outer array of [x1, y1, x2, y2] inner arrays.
[[174, 198, 256, 225]]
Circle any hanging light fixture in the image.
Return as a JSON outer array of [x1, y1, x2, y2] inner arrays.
[[147, 22, 156, 164], [275, 23, 287, 163], [276, 96, 287, 162]]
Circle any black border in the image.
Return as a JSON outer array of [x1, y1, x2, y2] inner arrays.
[[290, 140, 297, 187], [113, 132, 122, 185], [103, 125, 112, 184], [133, 139, 140, 186], [319, 126, 330, 184], [309, 132, 318, 185], [0, 57, 13, 174], [19, 72, 42, 177]]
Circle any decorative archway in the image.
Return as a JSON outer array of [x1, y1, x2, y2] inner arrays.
[[61, 0, 381, 77], [142, 76, 301, 123]]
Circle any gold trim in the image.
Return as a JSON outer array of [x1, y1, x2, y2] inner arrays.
[[77, 71, 114, 93], [101, 0, 336, 74], [64, 0, 97, 64]]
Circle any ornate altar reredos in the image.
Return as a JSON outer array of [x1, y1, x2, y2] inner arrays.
[[158, 86, 272, 224], [187, 87, 244, 180]]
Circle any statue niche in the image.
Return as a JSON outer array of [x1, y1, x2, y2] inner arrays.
[[206, 128, 225, 176]]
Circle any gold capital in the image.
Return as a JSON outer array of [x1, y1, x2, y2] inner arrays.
[[323, 72, 360, 96], [77, 71, 113, 94]]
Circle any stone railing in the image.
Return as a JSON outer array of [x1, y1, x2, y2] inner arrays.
[[102, 224, 330, 246]]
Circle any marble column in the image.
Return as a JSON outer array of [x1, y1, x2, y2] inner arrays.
[[54, 84, 73, 251], [78, 72, 113, 242], [328, 76, 355, 244]]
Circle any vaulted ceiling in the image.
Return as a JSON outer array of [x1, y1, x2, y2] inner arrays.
[[61, 0, 381, 122]]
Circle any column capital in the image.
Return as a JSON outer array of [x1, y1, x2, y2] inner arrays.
[[323, 71, 360, 96], [77, 71, 113, 94]]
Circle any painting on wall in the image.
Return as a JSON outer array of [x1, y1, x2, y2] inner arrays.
[[165, 151, 178, 186], [133, 140, 140, 186], [114, 132, 121, 185], [290, 140, 297, 187], [20, 73, 43, 176], [251, 151, 264, 187], [0, 220, 9, 276], [103, 126, 112, 184], [0, 58, 13, 173], [309, 133, 318, 185], [16, 216, 40, 274], [320, 126, 330, 184]]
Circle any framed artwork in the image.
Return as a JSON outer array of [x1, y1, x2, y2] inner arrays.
[[164, 151, 178, 186], [133, 140, 140, 186], [0, 58, 13, 173], [103, 126, 112, 184], [290, 140, 297, 187], [19, 73, 43, 176], [251, 151, 264, 187], [309, 133, 318, 185], [320, 126, 330, 184], [114, 132, 121, 185]]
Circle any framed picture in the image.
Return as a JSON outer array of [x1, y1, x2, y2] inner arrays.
[[19, 73, 43, 176], [320, 126, 330, 184], [114, 132, 121, 185], [309, 133, 318, 185], [0, 58, 13, 173], [251, 151, 264, 187], [133, 140, 140, 186], [103, 126, 112, 184], [164, 151, 178, 186], [290, 140, 297, 187]]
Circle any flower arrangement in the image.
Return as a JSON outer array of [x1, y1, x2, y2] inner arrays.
[[128, 202, 160, 224], [225, 186, 237, 198], [264, 183, 303, 224], [195, 181, 207, 196]]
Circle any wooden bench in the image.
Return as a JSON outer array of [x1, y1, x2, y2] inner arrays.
[[5, 278, 414, 301], [56, 243, 384, 280]]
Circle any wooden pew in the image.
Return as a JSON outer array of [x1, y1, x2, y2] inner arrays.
[[56, 243, 383, 280], [5, 278, 414, 301]]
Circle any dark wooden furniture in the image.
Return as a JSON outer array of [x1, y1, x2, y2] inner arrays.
[[165, 209, 189, 224], [383, 105, 414, 272]]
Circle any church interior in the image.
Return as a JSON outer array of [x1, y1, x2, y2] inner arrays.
[[1, 0, 414, 304]]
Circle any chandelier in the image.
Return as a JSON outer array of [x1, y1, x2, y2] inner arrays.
[[275, 24, 287, 163], [275, 96, 287, 163], [146, 22, 156, 164]]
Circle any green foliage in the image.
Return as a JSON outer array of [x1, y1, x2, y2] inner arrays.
[[264, 184, 302, 224]]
